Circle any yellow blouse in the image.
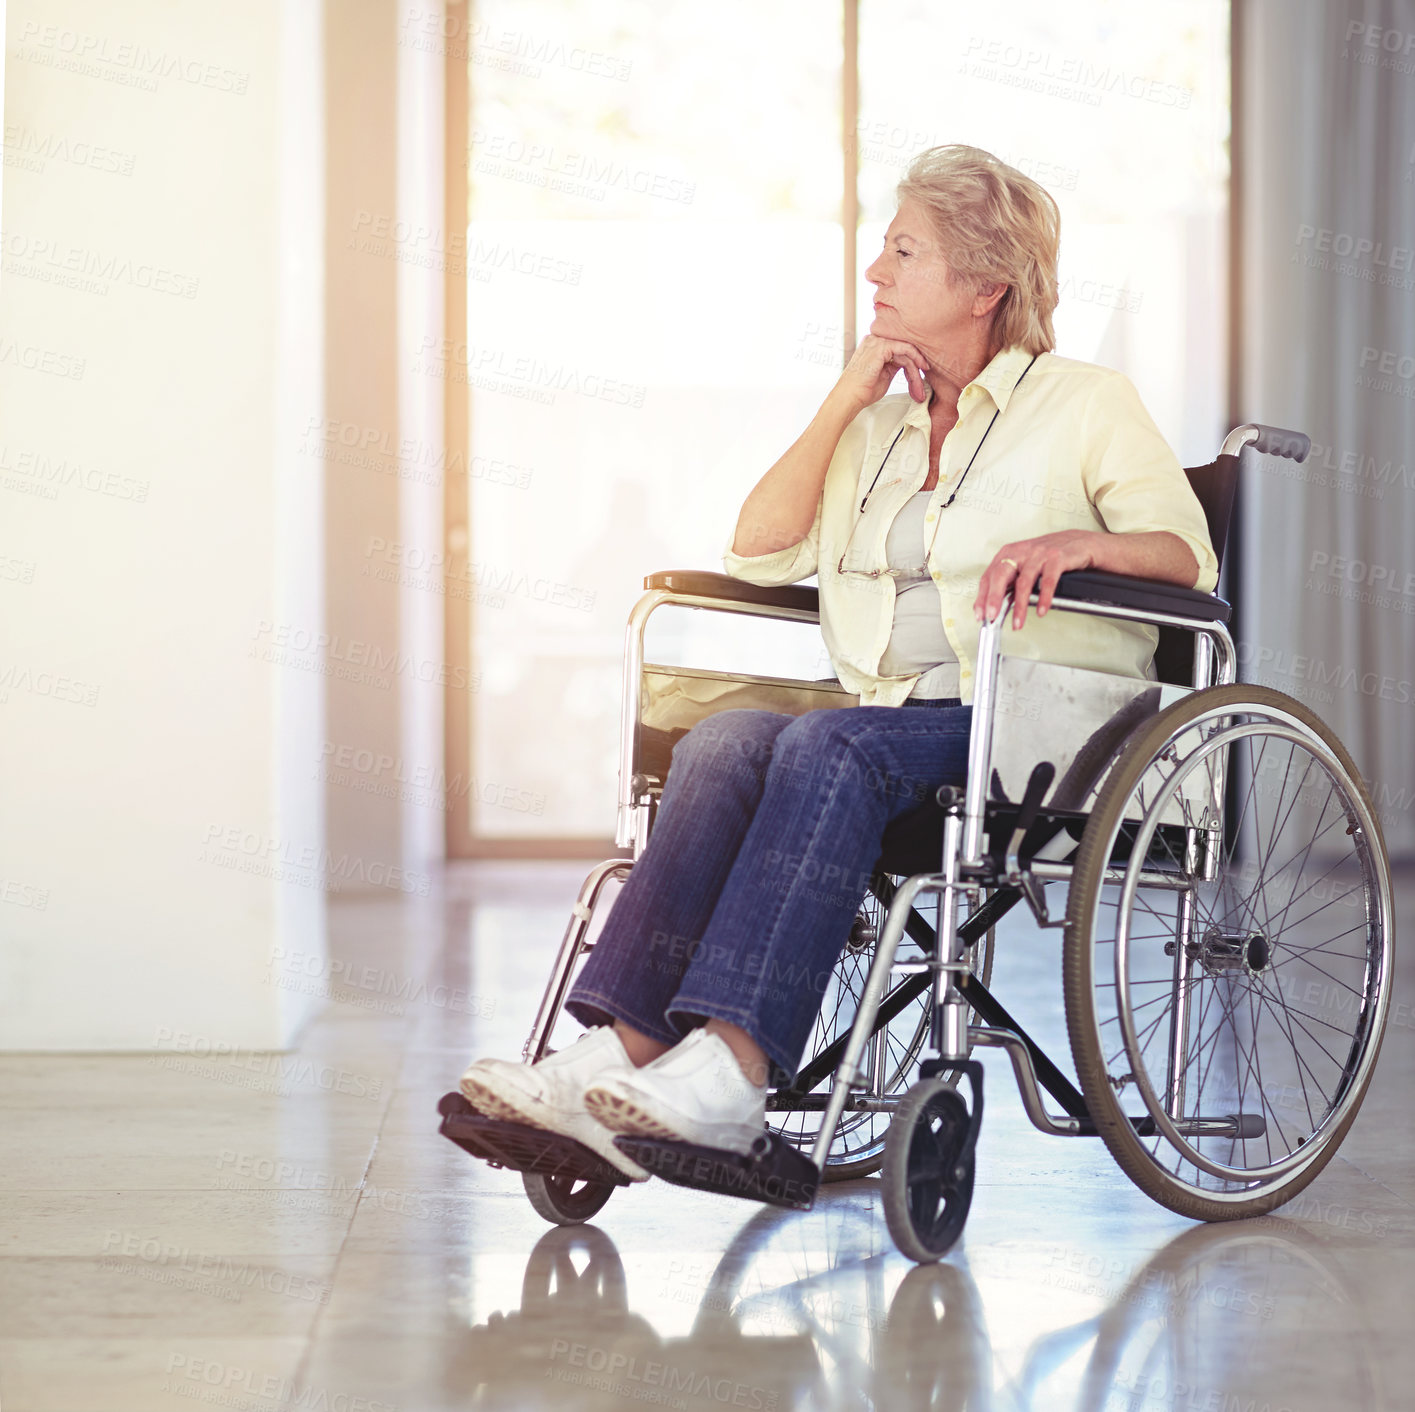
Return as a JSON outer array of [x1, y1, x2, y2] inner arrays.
[[721, 345, 1219, 707]]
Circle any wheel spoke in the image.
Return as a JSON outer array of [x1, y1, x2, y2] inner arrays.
[[1068, 695, 1390, 1204], [1250, 751, 1319, 928], [1266, 944, 1367, 1001], [1250, 983, 1338, 1123], [770, 882, 952, 1174]]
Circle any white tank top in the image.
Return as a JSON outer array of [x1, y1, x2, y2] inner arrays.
[[876, 490, 961, 699]]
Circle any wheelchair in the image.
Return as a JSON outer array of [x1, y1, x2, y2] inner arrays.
[[439, 422, 1397, 1263]]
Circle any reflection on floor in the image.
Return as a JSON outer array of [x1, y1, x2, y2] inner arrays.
[[1, 859, 1412, 1411]]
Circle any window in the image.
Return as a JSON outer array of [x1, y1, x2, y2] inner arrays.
[[450, 0, 1230, 848], [859, 0, 1230, 465]]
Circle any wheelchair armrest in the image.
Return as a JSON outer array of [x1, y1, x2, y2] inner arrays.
[[1051, 570, 1231, 624], [643, 569, 820, 617], [640, 568, 1226, 626]]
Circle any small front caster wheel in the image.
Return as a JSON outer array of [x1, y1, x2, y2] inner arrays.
[[522, 1171, 616, 1225], [882, 1077, 976, 1262]]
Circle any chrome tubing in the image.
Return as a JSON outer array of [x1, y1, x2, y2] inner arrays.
[[809, 871, 951, 1171], [1030, 860, 1192, 892], [961, 600, 1008, 867], [1035, 593, 1236, 649], [522, 857, 632, 1062], [1165, 883, 1198, 1119], [1209, 620, 1236, 686], [970, 1027, 1269, 1141], [935, 810, 970, 1062], [615, 587, 822, 849], [866, 999, 889, 1099], [1220, 424, 1261, 458], [968, 1027, 1084, 1136], [960, 591, 1234, 868], [1193, 633, 1216, 691], [616, 591, 664, 850]]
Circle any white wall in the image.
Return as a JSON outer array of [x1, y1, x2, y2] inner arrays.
[[395, 0, 446, 870], [320, 0, 446, 884], [0, 0, 327, 1048]]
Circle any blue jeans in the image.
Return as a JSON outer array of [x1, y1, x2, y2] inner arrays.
[[565, 699, 972, 1086]]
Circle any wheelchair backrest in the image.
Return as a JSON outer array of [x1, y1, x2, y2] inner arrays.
[[1154, 452, 1240, 686], [1185, 455, 1240, 579]]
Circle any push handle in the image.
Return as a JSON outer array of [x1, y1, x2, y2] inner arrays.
[[1248, 424, 1311, 462]]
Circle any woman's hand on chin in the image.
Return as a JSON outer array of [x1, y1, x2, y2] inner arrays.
[[834, 333, 932, 411], [973, 530, 1100, 630]]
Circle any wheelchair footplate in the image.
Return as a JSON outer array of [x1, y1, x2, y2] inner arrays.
[[612, 1130, 819, 1210], [437, 1092, 634, 1188]]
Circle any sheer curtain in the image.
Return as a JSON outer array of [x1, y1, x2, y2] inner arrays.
[[1239, 0, 1415, 858]]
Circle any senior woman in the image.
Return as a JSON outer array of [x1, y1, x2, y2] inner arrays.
[[460, 144, 1218, 1181]]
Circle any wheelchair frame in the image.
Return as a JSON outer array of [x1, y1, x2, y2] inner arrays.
[[442, 423, 1394, 1260], [525, 451, 1241, 1118]]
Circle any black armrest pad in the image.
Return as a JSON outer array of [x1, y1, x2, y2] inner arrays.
[[640, 568, 1225, 625], [643, 570, 819, 616], [1052, 570, 1230, 623]]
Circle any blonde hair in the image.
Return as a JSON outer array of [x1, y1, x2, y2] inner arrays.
[[895, 144, 1061, 357]]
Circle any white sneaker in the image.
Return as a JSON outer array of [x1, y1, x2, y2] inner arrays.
[[459, 1027, 649, 1182], [583, 1027, 767, 1157]]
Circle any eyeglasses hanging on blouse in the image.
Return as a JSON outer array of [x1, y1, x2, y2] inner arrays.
[[836, 354, 1039, 578]]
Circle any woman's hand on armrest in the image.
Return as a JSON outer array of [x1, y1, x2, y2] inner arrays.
[[974, 529, 1201, 630]]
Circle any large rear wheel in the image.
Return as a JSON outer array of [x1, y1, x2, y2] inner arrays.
[[1065, 686, 1394, 1221]]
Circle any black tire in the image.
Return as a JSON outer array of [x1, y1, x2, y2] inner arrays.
[[881, 1077, 976, 1263], [1064, 685, 1395, 1222], [521, 1170, 617, 1225]]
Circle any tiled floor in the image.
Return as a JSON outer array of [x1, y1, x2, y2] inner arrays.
[[2, 859, 1412, 1411]]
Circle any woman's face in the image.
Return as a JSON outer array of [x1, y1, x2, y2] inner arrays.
[[865, 198, 995, 364]]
